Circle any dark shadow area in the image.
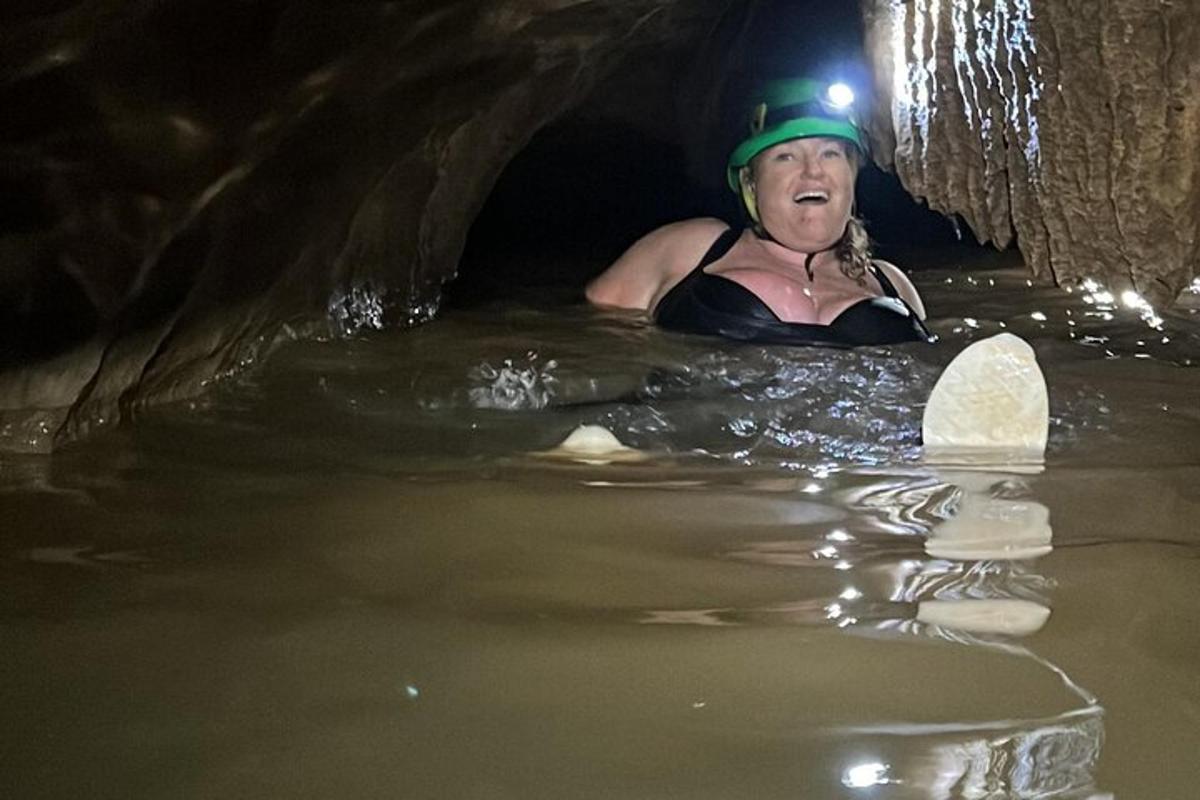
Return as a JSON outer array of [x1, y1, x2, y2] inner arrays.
[[856, 164, 991, 259], [449, 118, 731, 306], [0, 176, 99, 368]]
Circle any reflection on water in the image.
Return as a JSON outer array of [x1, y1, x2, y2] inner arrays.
[[646, 465, 1103, 797], [2, 267, 1199, 797]]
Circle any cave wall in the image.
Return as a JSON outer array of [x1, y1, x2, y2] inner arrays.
[[861, 0, 1200, 307], [0, 0, 736, 450]]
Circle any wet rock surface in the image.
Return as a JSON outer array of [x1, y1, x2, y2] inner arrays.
[[862, 0, 1200, 306], [0, 0, 735, 449]]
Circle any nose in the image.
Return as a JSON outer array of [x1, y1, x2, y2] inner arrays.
[[798, 151, 825, 178]]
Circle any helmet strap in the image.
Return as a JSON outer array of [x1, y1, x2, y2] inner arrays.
[[737, 167, 760, 226], [754, 220, 848, 281], [801, 233, 843, 281]]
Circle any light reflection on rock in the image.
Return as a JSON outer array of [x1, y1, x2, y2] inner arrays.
[[863, 0, 1200, 306]]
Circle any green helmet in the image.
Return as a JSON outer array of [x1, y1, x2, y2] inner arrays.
[[726, 77, 865, 192]]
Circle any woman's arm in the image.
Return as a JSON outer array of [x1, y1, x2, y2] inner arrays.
[[586, 218, 730, 311], [873, 259, 927, 320]]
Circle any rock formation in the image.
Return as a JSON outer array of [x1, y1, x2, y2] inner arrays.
[[0, 0, 736, 450], [861, 0, 1199, 307]]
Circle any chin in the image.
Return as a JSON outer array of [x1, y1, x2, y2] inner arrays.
[[763, 212, 846, 248]]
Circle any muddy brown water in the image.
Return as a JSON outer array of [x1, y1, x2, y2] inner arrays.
[[3, 266, 1199, 798]]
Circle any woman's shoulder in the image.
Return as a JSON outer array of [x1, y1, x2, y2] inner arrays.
[[658, 216, 732, 238], [636, 217, 732, 256], [586, 218, 732, 310], [872, 259, 927, 319]]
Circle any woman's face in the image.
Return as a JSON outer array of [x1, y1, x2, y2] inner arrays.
[[748, 137, 857, 253]]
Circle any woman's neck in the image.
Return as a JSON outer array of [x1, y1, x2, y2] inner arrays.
[[749, 230, 842, 276]]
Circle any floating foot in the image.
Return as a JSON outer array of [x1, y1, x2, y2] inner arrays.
[[531, 424, 649, 465], [922, 333, 1049, 463]]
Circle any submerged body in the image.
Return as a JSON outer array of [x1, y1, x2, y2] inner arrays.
[[587, 79, 929, 346], [587, 140, 928, 346], [651, 226, 931, 346]]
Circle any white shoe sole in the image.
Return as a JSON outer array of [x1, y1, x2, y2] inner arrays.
[[922, 333, 1049, 464]]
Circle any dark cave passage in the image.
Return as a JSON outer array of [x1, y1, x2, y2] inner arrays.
[[450, 108, 999, 307], [450, 116, 725, 305], [449, 0, 1002, 308]]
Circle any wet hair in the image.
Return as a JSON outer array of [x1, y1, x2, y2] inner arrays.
[[747, 139, 872, 287], [835, 214, 872, 288]]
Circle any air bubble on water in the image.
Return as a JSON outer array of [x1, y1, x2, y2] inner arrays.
[[328, 282, 387, 335], [467, 352, 559, 410]]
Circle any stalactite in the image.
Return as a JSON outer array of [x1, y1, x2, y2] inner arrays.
[[862, 0, 1200, 306]]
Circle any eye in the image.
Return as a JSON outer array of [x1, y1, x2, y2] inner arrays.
[[821, 147, 844, 160], [773, 151, 795, 162]]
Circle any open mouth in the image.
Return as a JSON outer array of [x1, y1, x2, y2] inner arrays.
[[793, 190, 829, 205]]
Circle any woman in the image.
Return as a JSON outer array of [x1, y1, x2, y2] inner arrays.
[[586, 77, 933, 347]]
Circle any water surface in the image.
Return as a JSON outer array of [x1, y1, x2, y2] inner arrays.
[[3, 265, 1200, 798]]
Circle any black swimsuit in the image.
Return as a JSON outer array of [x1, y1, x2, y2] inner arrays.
[[654, 228, 935, 347]]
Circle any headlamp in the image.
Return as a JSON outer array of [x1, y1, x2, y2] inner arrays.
[[826, 82, 855, 109], [759, 84, 860, 132]]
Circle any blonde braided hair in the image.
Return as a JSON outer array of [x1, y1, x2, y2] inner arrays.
[[835, 214, 872, 287]]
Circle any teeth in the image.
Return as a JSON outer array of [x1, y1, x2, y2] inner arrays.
[[794, 191, 829, 202]]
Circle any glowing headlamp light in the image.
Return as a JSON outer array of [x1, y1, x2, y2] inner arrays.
[[756, 81, 859, 132], [826, 82, 855, 109]]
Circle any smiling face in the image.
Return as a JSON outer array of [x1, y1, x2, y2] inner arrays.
[[743, 136, 858, 253]]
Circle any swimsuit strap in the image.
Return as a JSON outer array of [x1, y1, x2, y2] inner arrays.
[[696, 227, 742, 271], [654, 227, 741, 314], [869, 260, 903, 299], [869, 260, 937, 342]]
